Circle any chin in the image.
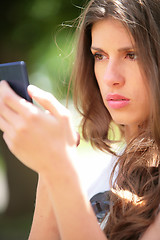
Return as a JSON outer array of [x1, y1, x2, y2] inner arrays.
[[112, 117, 127, 126], [111, 113, 142, 126]]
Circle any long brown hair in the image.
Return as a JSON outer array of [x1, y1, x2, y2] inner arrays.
[[72, 0, 160, 239]]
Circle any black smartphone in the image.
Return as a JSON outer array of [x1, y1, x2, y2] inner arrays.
[[0, 61, 32, 102]]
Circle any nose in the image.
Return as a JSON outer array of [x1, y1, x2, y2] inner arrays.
[[103, 60, 125, 88]]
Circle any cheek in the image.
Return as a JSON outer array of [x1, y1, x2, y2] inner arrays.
[[94, 68, 99, 87], [94, 67, 104, 95], [128, 85, 150, 124], [135, 76, 150, 107], [140, 91, 150, 118], [94, 63, 104, 84]]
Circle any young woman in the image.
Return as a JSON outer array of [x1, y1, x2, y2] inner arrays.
[[0, 0, 160, 239]]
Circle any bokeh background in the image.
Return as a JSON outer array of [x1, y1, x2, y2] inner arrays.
[[0, 0, 87, 239]]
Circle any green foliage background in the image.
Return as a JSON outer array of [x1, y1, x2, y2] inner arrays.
[[0, 0, 86, 98]]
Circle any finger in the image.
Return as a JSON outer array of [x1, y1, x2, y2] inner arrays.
[[28, 85, 67, 117], [28, 85, 79, 147], [76, 132, 80, 147], [0, 81, 40, 117], [0, 81, 22, 113], [0, 115, 14, 137], [0, 99, 19, 126], [3, 132, 15, 155]]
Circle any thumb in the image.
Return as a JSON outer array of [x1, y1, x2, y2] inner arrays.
[[27, 85, 65, 116]]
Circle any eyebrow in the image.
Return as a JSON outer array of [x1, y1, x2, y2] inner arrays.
[[90, 46, 135, 52]]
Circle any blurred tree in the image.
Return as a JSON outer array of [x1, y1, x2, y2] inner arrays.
[[0, 0, 86, 238], [0, 0, 85, 65], [0, 0, 87, 98]]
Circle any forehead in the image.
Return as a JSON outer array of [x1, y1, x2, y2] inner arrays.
[[91, 18, 135, 49]]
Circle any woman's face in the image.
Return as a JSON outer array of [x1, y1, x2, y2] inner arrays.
[[91, 18, 150, 136]]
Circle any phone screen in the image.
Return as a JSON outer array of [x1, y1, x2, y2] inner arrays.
[[0, 61, 32, 102]]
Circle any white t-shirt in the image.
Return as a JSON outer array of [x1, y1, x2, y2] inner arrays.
[[75, 147, 116, 199]]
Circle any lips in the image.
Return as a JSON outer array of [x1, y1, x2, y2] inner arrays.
[[106, 93, 130, 109]]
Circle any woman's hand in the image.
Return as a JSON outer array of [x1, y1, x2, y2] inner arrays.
[[0, 81, 77, 175], [0, 81, 108, 240]]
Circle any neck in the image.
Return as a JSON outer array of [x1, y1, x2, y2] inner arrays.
[[124, 125, 139, 143]]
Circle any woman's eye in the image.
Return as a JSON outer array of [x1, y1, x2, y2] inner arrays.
[[126, 52, 137, 60], [93, 53, 105, 61]]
